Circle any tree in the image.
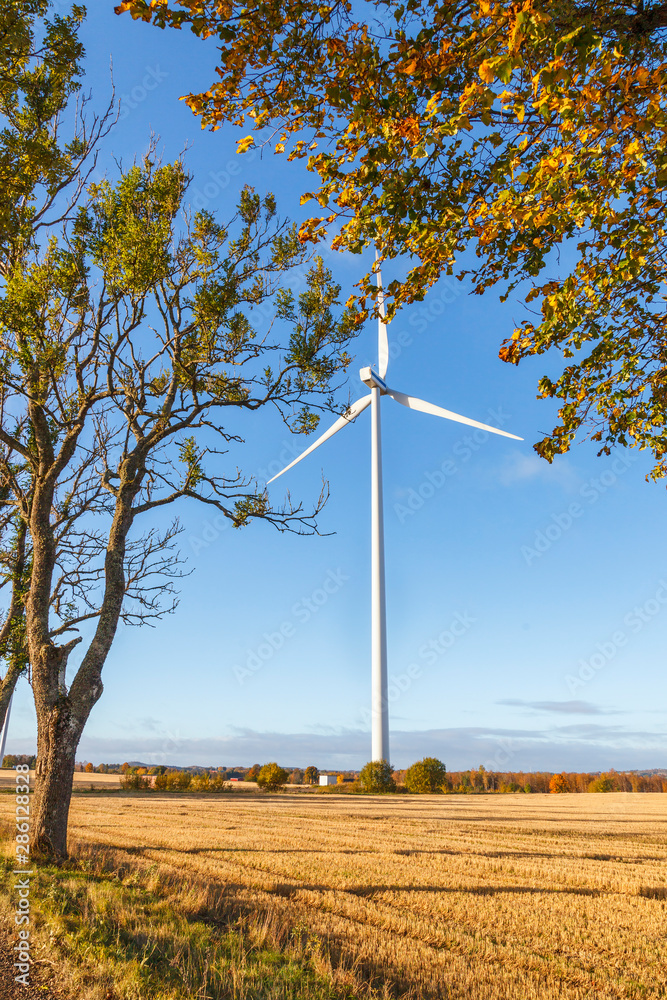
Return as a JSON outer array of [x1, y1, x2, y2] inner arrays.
[[118, 0, 667, 480], [549, 773, 570, 794], [359, 759, 395, 794], [1, 144, 354, 861], [289, 768, 303, 784], [304, 764, 319, 785], [256, 762, 289, 790], [0, 0, 113, 743], [405, 757, 446, 794], [246, 763, 261, 782]]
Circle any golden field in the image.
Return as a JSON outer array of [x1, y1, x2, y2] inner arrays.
[[0, 768, 122, 790], [2, 790, 665, 998]]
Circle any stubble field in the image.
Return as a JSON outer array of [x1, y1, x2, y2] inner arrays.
[[2, 790, 664, 999]]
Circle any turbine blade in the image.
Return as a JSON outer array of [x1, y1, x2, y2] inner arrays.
[[267, 394, 373, 484], [385, 388, 523, 441], [375, 251, 389, 379]]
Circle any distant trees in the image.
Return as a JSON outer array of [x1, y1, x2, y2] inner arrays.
[[289, 769, 303, 785], [257, 763, 289, 791], [2, 754, 36, 769], [405, 757, 446, 794], [359, 760, 395, 794], [246, 764, 261, 782], [588, 775, 614, 793], [304, 765, 319, 785]]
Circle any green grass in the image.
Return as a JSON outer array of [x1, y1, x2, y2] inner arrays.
[[0, 846, 382, 1000]]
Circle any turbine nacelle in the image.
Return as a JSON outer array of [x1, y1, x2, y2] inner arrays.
[[359, 366, 387, 392]]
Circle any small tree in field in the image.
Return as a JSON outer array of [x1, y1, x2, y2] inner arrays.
[[257, 762, 288, 791], [359, 760, 395, 794], [304, 765, 319, 785], [405, 757, 446, 794]]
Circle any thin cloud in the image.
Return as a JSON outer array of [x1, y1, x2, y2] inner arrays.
[[496, 452, 580, 490], [497, 699, 618, 716]]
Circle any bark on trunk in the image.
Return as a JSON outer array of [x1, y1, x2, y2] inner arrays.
[[31, 689, 82, 860]]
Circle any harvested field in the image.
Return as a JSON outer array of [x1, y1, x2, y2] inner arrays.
[[0, 769, 121, 791], [1, 791, 664, 998]]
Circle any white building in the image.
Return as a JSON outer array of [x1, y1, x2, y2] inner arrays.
[[319, 774, 337, 786]]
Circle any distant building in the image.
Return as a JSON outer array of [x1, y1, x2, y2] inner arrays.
[[319, 774, 337, 786]]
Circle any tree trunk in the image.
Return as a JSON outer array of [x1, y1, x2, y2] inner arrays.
[[31, 691, 82, 860]]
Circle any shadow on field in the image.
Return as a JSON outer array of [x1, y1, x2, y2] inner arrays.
[[271, 883, 602, 898]]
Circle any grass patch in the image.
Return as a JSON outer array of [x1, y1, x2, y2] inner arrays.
[[0, 842, 392, 1000]]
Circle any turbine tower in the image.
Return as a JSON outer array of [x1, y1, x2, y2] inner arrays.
[[268, 262, 522, 763], [0, 693, 13, 766]]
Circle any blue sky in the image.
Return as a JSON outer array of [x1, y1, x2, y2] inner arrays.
[[6, 2, 667, 771]]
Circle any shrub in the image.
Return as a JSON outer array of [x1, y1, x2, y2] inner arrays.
[[120, 773, 151, 790], [405, 757, 447, 794], [257, 763, 289, 791], [191, 773, 210, 792], [359, 759, 396, 793], [155, 769, 192, 791]]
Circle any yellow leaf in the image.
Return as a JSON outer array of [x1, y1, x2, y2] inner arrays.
[[236, 135, 255, 154], [479, 60, 495, 84]]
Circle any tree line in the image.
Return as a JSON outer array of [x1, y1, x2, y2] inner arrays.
[[73, 758, 667, 794]]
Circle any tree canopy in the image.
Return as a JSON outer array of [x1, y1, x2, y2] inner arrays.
[[257, 762, 289, 789], [405, 756, 447, 794], [117, 0, 667, 480], [359, 758, 395, 792]]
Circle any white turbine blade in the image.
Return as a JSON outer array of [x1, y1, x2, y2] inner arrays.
[[386, 388, 523, 441], [267, 394, 373, 484], [375, 251, 389, 379]]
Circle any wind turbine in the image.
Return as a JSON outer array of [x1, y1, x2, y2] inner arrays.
[[268, 261, 523, 763], [0, 693, 13, 766]]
